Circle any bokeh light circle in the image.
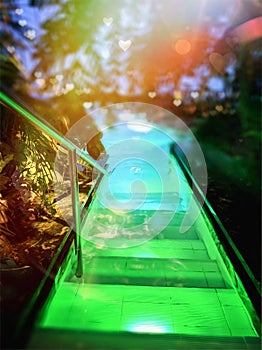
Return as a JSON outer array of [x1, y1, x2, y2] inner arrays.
[[174, 39, 191, 55]]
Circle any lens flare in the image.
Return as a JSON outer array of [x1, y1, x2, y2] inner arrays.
[[174, 39, 191, 55], [53, 102, 208, 249]]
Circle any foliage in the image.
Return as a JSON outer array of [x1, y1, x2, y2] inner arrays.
[[0, 105, 59, 239], [195, 38, 261, 188]]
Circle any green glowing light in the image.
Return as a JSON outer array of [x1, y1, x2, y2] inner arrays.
[[128, 323, 172, 334], [25, 114, 259, 346]]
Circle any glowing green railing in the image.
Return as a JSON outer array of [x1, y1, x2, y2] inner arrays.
[[172, 143, 261, 330]]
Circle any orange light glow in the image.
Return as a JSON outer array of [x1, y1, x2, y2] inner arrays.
[[174, 39, 191, 55], [231, 16, 262, 44]]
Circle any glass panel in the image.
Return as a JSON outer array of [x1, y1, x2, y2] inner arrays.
[[0, 104, 73, 345], [0, 104, 72, 265]]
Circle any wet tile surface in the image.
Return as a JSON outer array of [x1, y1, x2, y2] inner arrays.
[[39, 282, 257, 337]]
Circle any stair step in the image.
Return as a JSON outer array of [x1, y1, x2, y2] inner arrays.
[[66, 256, 230, 288], [82, 256, 220, 272], [28, 328, 261, 350], [83, 209, 200, 247], [33, 283, 257, 342], [89, 192, 191, 212], [81, 239, 208, 259], [28, 329, 261, 350], [85, 209, 189, 227], [83, 224, 199, 241]]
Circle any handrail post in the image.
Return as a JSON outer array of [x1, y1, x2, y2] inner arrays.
[[68, 149, 82, 277]]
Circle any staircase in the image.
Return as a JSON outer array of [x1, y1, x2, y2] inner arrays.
[[27, 156, 260, 349]]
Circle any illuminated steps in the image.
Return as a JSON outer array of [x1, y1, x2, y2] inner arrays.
[[84, 223, 199, 242], [27, 146, 260, 348], [85, 209, 191, 228], [36, 283, 257, 338], [76, 256, 229, 288], [83, 212, 200, 244], [82, 239, 207, 259]]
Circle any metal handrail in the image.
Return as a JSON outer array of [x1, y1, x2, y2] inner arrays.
[[0, 91, 108, 277], [0, 92, 109, 176], [68, 149, 82, 276]]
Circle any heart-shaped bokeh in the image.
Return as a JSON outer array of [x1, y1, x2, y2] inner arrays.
[[190, 91, 199, 99], [118, 39, 132, 52], [148, 91, 157, 99], [209, 52, 235, 75], [173, 99, 182, 107], [83, 102, 93, 109], [103, 17, 113, 26]]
